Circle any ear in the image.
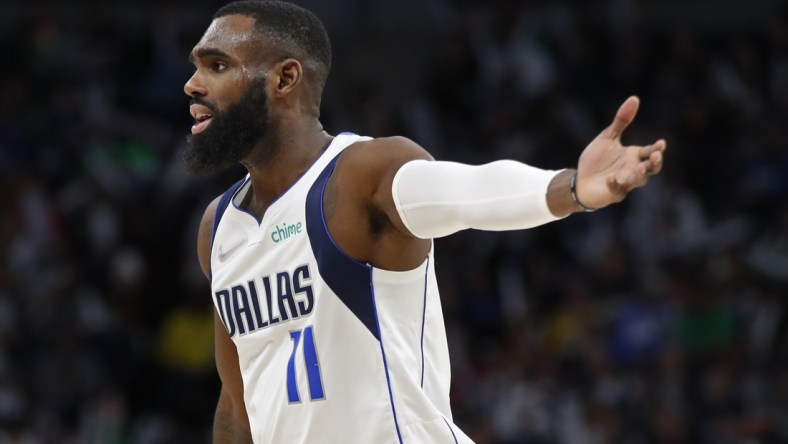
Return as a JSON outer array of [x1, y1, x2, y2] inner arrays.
[[273, 58, 303, 96]]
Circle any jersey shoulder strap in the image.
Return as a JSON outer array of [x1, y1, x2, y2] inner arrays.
[[210, 177, 247, 250]]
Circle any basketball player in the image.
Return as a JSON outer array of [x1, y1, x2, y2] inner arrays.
[[185, 1, 666, 442]]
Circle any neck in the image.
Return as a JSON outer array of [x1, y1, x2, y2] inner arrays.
[[239, 118, 333, 219]]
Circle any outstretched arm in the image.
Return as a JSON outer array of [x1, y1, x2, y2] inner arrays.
[[328, 96, 665, 270], [387, 95, 665, 238]]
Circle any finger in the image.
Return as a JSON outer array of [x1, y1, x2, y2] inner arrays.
[[606, 96, 640, 140], [638, 160, 651, 178], [606, 175, 627, 203], [612, 169, 637, 189], [638, 139, 667, 160], [647, 151, 663, 175], [613, 163, 649, 190]]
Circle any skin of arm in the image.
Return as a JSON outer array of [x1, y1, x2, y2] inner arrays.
[[325, 96, 665, 272], [197, 197, 253, 444]]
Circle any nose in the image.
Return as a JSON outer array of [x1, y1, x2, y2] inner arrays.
[[184, 71, 207, 97]]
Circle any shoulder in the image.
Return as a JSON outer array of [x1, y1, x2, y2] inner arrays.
[[334, 136, 434, 195], [324, 135, 434, 265], [343, 136, 434, 166], [196, 177, 249, 279]]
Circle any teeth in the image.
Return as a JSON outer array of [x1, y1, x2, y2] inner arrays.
[[196, 114, 212, 122]]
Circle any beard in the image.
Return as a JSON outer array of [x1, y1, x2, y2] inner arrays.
[[183, 77, 269, 175]]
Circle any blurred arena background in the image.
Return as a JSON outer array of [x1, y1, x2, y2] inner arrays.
[[0, 0, 787, 442]]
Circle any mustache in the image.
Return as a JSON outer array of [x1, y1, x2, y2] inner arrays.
[[190, 97, 218, 113]]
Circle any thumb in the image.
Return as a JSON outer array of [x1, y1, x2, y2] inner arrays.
[[606, 96, 640, 140]]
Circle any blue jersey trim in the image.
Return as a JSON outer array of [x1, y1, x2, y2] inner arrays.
[[211, 177, 247, 254], [231, 138, 339, 226], [443, 417, 459, 444], [304, 153, 380, 340], [211, 177, 246, 247], [420, 256, 429, 388]]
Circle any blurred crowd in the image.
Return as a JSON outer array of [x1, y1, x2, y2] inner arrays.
[[1, 0, 787, 443]]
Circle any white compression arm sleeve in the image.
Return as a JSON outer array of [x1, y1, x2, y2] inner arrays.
[[391, 159, 564, 239]]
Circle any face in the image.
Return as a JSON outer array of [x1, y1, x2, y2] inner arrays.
[[183, 15, 270, 175], [184, 76, 269, 174]]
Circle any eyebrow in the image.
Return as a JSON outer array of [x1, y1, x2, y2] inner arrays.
[[188, 47, 231, 64]]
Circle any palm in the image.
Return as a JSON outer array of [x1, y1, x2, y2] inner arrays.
[[574, 96, 666, 209]]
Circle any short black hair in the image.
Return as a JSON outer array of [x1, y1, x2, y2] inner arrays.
[[214, 1, 332, 92]]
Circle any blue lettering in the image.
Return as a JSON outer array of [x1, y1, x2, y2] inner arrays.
[[294, 265, 314, 315], [214, 290, 233, 335], [231, 285, 255, 335], [302, 326, 324, 400], [247, 280, 268, 329], [219, 290, 236, 337], [287, 330, 302, 403], [262, 276, 280, 325], [277, 271, 297, 321], [217, 264, 315, 338]]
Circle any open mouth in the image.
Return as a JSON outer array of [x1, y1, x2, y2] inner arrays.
[[190, 103, 215, 135], [192, 113, 213, 134]]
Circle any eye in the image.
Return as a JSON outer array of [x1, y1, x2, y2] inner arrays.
[[212, 61, 228, 72]]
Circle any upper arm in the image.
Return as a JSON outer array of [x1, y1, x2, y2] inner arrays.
[[340, 136, 434, 236], [197, 195, 250, 429], [214, 310, 247, 409], [323, 136, 435, 270], [338, 137, 565, 244]]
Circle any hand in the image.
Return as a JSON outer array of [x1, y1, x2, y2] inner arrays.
[[574, 96, 666, 209]]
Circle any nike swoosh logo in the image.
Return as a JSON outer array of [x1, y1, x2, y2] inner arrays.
[[217, 239, 246, 262]]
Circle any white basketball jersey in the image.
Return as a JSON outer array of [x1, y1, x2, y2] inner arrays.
[[210, 133, 474, 443]]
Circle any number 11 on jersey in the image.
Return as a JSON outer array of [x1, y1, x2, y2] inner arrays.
[[287, 326, 325, 403]]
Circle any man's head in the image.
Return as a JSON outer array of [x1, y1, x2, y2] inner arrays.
[[213, 0, 331, 95], [183, 0, 331, 174]]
